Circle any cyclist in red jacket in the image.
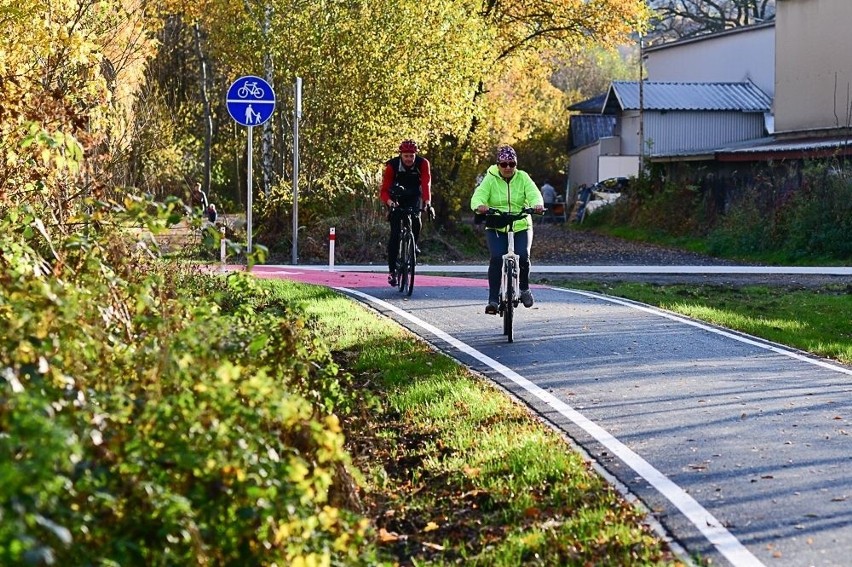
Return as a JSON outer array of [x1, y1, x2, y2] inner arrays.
[[380, 139, 432, 286]]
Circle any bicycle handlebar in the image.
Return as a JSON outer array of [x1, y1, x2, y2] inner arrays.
[[482, 207, 544, 218], [474, 207, 545, 225], [389, 205, 424, 214]]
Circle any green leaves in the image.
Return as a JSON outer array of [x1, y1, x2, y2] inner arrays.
[[0, 200, 373, 564]]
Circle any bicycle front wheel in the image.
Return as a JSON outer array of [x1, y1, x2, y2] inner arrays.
[[404, 233, 416, 296], [503, 261, 515, 342], [397, 237, 408, 293]]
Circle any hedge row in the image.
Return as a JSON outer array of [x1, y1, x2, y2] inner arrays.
[[0, 201, 377, 566]]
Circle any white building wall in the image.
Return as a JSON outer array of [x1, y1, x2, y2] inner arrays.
[[617, 114, 642, 155], [599, 156, 639, 181], [645, 24, 775, 97], [775, 0, 852, 134], [567, 144, 601, 192]]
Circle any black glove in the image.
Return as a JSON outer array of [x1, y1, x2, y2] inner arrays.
[[426, 204, 436, 222]]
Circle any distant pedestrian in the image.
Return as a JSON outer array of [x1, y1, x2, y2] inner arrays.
[[541, 181, 557, 206], [193, 181, 208, 210], [206, 203, 217, 224]]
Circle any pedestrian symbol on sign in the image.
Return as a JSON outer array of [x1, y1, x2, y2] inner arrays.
[[244, 105, 262, 125]]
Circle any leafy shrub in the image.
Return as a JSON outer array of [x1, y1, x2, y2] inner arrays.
[[0, 200, 377, 566], [598, 160, 852, 264], [780, 169, 852, 260]]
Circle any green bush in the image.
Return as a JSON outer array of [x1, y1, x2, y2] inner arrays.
[[781, 170, 852, 260], [0, 200, 377, 566], [598, 160, 852, 264]]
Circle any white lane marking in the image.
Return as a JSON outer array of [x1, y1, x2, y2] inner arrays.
[[339, 287, 766, 567], [556, 288, 852, 376]]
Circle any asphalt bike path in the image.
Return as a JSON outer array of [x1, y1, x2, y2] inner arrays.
[[245, 265, 852, 567]]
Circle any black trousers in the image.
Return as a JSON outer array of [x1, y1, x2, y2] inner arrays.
[[387, 209, 422, 273]]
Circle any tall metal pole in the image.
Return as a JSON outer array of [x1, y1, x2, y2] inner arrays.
[[638, 33, 645, 180], [247, 125, 253, 255], [291, 77, 302, 265]]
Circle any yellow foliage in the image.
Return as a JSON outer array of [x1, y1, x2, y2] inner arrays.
[[0, 0, 157, 219], [483, 52, 572, 147]]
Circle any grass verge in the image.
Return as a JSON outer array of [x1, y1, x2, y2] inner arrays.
[[552, 281, 852, 366], [268, 279, 684, 566]]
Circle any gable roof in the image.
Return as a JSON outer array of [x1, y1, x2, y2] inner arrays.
[[604, 81, 772, 113], [568, 93, 607, 113]]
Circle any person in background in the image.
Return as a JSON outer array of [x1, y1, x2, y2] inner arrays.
[[540, 180, 557, 206], [379, 139, 432, 287], [471, 145, 544, 314], [192, 181, 209, 211], [206, 203, 217, 224]]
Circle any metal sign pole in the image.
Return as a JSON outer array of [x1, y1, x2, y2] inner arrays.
[[247, 125, 253, 255], [292, 77, 302, 265]]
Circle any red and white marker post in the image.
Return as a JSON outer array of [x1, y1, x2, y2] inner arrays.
[[328, 227, 335, 270]]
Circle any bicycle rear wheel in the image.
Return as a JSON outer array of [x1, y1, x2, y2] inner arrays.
[[404, 233, 416, 296], [503, 262, 515, 342], [397, 263, 407, 293]]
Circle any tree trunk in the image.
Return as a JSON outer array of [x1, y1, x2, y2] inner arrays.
[[261, 4, 276, 194], [193, 22, 213, 195]]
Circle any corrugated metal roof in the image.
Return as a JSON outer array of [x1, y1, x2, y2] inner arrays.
[[648, 136, 852, 162], [568, 114, 615, 150], [568, 93, 607, 113], [718, 136, 852, 154], [604, 81, 772, 113]]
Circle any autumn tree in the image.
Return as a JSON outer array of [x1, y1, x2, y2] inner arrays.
[[431, 0, 650, 219], [0, 0, 156, 230], [133, 0, 648, 252]]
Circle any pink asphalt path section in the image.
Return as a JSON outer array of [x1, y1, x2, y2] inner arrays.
[[225, 265, 490, 288]]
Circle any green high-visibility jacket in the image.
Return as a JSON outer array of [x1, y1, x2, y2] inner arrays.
[[470, 165, 542, 232]]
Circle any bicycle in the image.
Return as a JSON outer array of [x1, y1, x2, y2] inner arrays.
[[479, 207, 543, 343], [236, 80, 265, 99], [391, 205, 421, 296]]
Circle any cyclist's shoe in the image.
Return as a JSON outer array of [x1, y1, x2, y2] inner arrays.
[[485, 302, 499, 315], [520, 289, 534, 308], [388, 274, 397, 287]]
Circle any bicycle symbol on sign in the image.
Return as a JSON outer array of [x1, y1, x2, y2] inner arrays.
[[237, 80, 265, 99]]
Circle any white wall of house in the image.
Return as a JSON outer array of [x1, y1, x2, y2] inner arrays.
[[775, 0, 852, 134], [617, 114, 642, 155], [599, 156, 640, 181], [567, 144, 600, 191], [644, 23, 775, 97], [568, 142, 639, 192]]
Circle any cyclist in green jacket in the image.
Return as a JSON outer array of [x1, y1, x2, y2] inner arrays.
[[471, 145, 544, 314]]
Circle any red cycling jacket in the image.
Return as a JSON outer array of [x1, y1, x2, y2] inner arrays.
[[380, 156, 431, 205]]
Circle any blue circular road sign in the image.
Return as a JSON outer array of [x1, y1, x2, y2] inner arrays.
[[226, 75, 276, 127]]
